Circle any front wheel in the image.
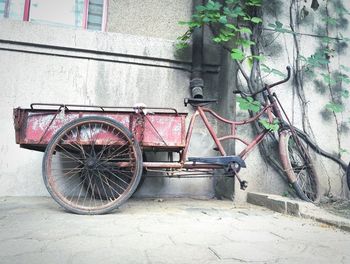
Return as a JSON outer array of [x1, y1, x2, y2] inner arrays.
[[279, 129, 320, 202], [42, 116, 143, 215]]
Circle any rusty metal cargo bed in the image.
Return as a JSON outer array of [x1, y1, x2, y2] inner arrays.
[[14, 103, 187, 152]]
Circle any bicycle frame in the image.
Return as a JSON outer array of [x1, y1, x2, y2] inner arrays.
[[143, 67, 298, 173], [143, 64, 320, 176], [180, 104, 274, 162], [143, 93, 282, 171]]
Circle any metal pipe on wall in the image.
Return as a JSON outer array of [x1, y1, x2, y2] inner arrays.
[[190, 0, 204, 99]]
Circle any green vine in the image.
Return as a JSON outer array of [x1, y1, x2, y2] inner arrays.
[[177, 0, 350, 172], [297, 0, 350, 159], [177, 0, 282, 131]]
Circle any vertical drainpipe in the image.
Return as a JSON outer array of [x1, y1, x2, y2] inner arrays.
[[190, 0, 204, 99]]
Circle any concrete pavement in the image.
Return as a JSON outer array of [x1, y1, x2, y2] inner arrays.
[[0, 197, 349, 264]]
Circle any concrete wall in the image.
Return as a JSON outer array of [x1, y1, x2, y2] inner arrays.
[[1, 0, 349, 202], [234, 0, 350, 201], [107, 0, 192, 40], [0, 18, 221, 197]]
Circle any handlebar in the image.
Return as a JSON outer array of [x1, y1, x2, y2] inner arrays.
[[233, 66, 291, 97]]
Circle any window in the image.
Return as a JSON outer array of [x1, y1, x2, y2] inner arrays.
[[0, 0, 25, 20], [0, 0, 107, 31]]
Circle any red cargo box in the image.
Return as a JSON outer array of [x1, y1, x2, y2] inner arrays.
[[14, 104, 187, 152]]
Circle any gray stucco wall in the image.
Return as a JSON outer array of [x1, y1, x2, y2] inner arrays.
[[107, 0, 192, 40], [1, 0, 348, 202], [229, 0, 350, 202], [261, 0, 350, 199], [0, 19, 219, 197]]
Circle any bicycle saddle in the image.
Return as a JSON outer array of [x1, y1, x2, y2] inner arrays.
[[184, 98, 218, 107]]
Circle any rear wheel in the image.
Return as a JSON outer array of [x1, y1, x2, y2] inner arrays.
[[279, 130, 320, 202], [42, 116, 143, 214]]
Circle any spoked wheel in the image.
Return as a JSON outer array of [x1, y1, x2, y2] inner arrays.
[[43, 116, 143, 215], [279, 130, 320, 202]]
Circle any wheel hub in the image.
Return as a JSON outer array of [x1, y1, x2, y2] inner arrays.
[[85, 158, 97, 169]]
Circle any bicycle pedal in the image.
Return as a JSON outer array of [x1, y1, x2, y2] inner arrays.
[[240, 180, 248, 190]]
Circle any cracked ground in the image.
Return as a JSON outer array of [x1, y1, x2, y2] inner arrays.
[[0, 197, 349, 264]]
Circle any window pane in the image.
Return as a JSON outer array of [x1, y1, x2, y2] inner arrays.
[[30, 0, 84, 28], [87, 0, 103, 30], [8, 0, 25, 19], [0, 0, 25, 20], [0, 0, 5, 18]]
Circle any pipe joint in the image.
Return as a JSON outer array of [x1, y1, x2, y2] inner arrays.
[[190, 78, 204, 99]]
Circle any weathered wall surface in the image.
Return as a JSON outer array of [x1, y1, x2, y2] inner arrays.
[[235, 0, 350, 201], [107, 0, 192, 40], [1, 0, 349, 202], [0, 18, 220, 197]]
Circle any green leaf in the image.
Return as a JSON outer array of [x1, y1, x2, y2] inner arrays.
[[237, 38, 255, 47], [260, 64, 286, 77], [321, 73, 336, 85], [304, 68, 316, 79], [342, 90, 350, 98], [202, 17, 210, 23], [214, 29, 235, 43], [206, 0, 222, 11], [259, 118, 280, 132], [225, 0, 239, 4], [220, 28, 234, 36], [236, 96, 261, 112], [282, 191, 289, 197], [326, 102, 345, 113], [321, 37, 333, 44], [247, 57, 253, 69], [179, 20, 201, 28], [239, 27, 252, 34], [275, 21, 283, 28], [224, 6, 245, 18], [246, 0, 262, 6], [219, 16, 228, 24], [335, 6, 350, 15], [175, 42, 189, 50], [261, 64, 270, 73], [305, 51, 329, 68], [339, 148, 349, 154], [336, 73, 350, 84], [322, 16, 339, 25], [268, 21, 292, 33], [251, 17, 262, 24], [213, 37, 222, 43], [231, 48, 245, 61], [225, 23, 238, 30], [195, 5, 206, 12], [243, 15, 251, 21]]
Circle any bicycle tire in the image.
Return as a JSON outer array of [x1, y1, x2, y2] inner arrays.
[[279, 129, 320, 202], [42, 116, 143, 215]]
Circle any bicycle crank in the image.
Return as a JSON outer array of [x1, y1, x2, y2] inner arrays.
[[227, 162, 248, 190]]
